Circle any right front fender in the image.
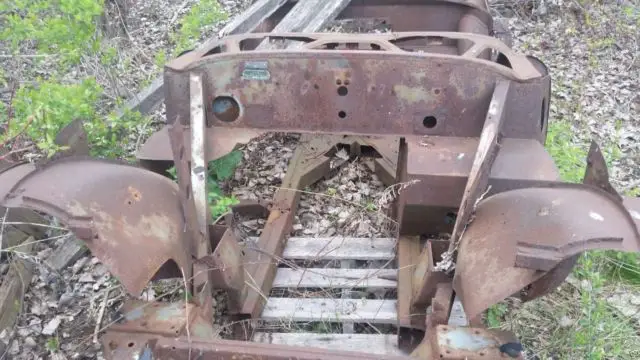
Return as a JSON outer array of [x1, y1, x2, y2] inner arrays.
[[0, 157, 191, 296]]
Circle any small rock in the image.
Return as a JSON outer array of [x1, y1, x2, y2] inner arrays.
[[559, 315, 573, 328], [17, 327, 31, 337], [42, 316, 62, 336], [8, 339, 20, 355], [72, 257, 89, 274], [58, 292, 74, 307], [24, 337, 37, 349], [78, 273, 94, 283]]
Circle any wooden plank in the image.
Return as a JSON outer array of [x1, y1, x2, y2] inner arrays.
[[276, 237, 396, 261], [218, 0, 289, 37], [252, 333, 403, 356], [272, 268, 397, 289], [241, 135, 334, 318], [0, 237, 35, 332], [260, 297, 397, 324], [45, 236, 88, 271], [256, 0, 351, 50]]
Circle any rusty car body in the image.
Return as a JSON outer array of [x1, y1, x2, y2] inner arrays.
[[1, 0, 639, 359]]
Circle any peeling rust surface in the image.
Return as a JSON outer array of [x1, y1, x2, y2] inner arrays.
[[0, 158, 190, 295], [453, 184, 640, 318]]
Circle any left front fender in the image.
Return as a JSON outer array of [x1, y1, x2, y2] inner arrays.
[[0, 157, 191, 295]]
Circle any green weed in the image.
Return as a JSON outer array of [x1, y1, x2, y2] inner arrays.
[[169, 0, 227, 56], [1, 0, 105, 68], [4, 78, 142, 158], [168, 150, 243, 221]]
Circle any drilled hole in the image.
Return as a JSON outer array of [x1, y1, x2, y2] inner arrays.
[[479, 352, 485, 356], [128, 342, 135, 348], [338, 111, 347, 119], [337, 86, 348, 96], [344, 79, 350, 85], [336, 79, 342, 85], [423, 116, 437, 128], [212, 96, 240, 122], [444, 212, 457, 224]]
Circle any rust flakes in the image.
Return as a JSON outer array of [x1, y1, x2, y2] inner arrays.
[[127, 186, 142, 205]]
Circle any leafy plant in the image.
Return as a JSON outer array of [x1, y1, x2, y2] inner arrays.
[[1, 0, 105, 68], [4, 78, 141, 158], [486, 303, 508, 328], [46, 336, 59, 351], [169, 0, 227, 56], [7, 78, 102, 155], [167, 150, 243, 220]]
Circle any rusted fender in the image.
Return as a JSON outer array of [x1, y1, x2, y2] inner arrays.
[[453, 184, 640, 319], [0, 157, 191, 295]]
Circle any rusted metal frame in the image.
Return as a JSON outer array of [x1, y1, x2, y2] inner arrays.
[[188, 72, 218, 318], [409, 80, 510, 321], [445, 79, 510, 257], [170, 31, 541, 81], [411, 241, 451, 319], [149, 336, 411, 360], [240, 135, 338, 318]]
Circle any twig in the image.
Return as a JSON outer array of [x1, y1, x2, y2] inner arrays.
[[0, 145, 35, 161], [168, 0, 191, 30], [93, 290, 109, 343]]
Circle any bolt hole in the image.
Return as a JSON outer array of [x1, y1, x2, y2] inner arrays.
[[439, 355, 444, 358], [336, 79, 342, 85], [474, 330, 480, 335], [344, 79, 350, 85], [338, 111, 347, 119], [423, 116, 437, 128], [479, 352, 485, 356], [434, 88, 441, 95], [212, 96, 240, 122], [337, 86, 348, 96], [446, 350, 451, 354], [314, 84, 319, 90], [128, 342, 135, 348], [444, 212, 457, 224], [127, 200, 132, 205], [141, 321, 148, 327]]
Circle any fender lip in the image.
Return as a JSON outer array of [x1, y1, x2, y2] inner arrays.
[[0, 156, 191, 296], [453, 184, 640, 319]]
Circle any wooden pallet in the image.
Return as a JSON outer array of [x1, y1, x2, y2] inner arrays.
[[252, 236, 468, 356]]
